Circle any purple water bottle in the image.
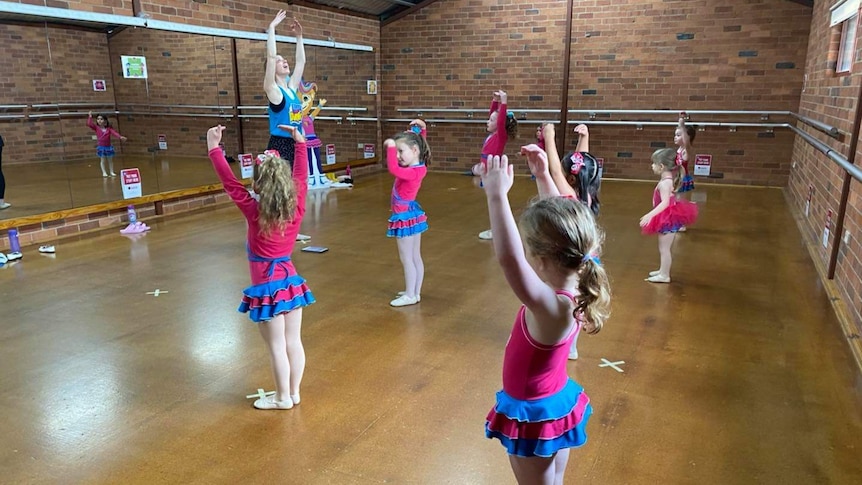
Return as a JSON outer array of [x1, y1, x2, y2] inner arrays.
[[8, 228, 20, 253]]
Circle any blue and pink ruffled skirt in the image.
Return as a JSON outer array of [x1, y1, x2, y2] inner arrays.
[[238, 274, 315, 322], [486, 379, 592, 458], [387, 201, 428, 238], [678, 174, 695, 193]]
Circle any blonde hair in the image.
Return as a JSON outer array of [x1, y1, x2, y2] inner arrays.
[[651, 147, 680, 190], [519, 197, 611, 334], [253, 155, 297, 235]]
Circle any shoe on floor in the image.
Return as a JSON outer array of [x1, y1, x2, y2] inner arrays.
[[0, 202, 10, 210], [0, 253, 6, 265], [253, 395, 293, 410], [648, 270, 662, 277], [395, 291, 421, 302], [568, 348, 579, 361], [39, 245, 55, 254], [390, 295, 419, 307], [6, 252, 22, 261], [478, 229, 493, 240], [296, 234, 311, 242], [645, 274, 671, 284]]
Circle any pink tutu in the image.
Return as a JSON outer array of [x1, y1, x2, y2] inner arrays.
[[642, 197, 698, 234]]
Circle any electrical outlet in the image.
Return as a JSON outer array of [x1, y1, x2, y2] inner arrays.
[[844, 230, 852, 244]]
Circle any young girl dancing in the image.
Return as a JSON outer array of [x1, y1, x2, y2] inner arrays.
[[482, 151, 610, 484], [639, 148, 699, 283], [207, 123, 314, 410], [530, 124, 602, 361], [87, 111, 127, 177], [385, 120, 430, 307], [675, 112, 696, 194], [474, 90, 518, 240]]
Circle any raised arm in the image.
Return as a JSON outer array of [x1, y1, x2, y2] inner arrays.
[[678, 112, 692, 160], [207, 125, 256, 219], [286, 18, 306, 92], [86, 112, 97, 131], [521, 144, 560, 198], [384, 139, 424, 181], [263, 10, 287, 104], [482, 155, 565, 314], [543, 124, 577, 198], [309, 98, 326, 119], [494, 90, 508, 136], [574, 124, 590, 153], [278, 125, 308, 223]]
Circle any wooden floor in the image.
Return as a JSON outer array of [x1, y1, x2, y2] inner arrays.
[[1, 172, 861, 484]]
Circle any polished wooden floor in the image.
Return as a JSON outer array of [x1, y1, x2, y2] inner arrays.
[[1, 172, 861, 484]]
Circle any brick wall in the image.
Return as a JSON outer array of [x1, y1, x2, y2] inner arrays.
[[788, 0, 862, 333], [381, 0, 810, 185]]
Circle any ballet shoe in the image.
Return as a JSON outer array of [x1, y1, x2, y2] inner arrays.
[[390, 295, 419, 307], [649, 270, 662, 277], [253, 395, 293, 410], [645, 275, 671, 284], [395, 291, 420, 302]]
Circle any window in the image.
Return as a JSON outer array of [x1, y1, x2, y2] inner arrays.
[[833, 0, 860, 73], [838, 14, 858, 73]]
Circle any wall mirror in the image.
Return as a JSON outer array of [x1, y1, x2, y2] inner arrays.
[[0, 13, 377, 221]]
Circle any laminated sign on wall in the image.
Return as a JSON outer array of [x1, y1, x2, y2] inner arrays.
[[693, 154, 712, 176], [121, 168, 142, 199]]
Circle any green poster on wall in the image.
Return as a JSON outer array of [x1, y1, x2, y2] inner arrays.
[[120, 55, 148, 79]]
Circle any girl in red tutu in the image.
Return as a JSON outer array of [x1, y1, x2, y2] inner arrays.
[[639, 148, 698, 283], [481, 151, 610, 484], [207, 124, 315, 410]]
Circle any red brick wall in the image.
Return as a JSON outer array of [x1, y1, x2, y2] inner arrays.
[[381, 0, 810, 185], [788, 0, 862, 333]]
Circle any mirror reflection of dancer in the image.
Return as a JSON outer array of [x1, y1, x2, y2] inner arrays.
[[533, 123, 602, 361], [207, 123, 314, 410], [385, 120, 430, 307], [482, 151, 610, 485], [87, 111, 127, 177], [298, 79, 329, 188], [474, 90, 518, 241], [264, 10, 306, 167]]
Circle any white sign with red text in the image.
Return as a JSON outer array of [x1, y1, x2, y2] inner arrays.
[[325, 144, 336, 165], [121, 168, 142, 199], [693, 154, 712, 176], [239, 153, 254, 179]]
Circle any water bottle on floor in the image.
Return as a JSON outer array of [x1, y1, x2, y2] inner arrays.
[[8, 228, 20, 253], [127, 205, 137, 224]]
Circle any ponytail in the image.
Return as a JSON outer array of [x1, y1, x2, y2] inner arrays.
[[575, 250, 611, 334]]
